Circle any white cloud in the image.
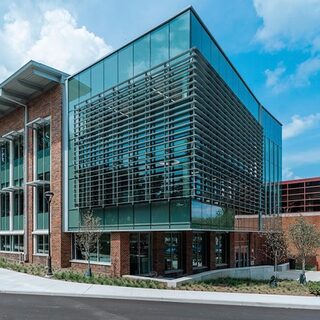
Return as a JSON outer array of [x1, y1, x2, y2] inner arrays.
[[253, 0, 320, 92], [253, 0, 320, 52], [265, 57, 320, 93], [265, 63, 287, 93], [283, 113, 320, 140], [294, 56, 320, 86], [282, 167, 301, 180], [0, 6, 112, 80], [284, 148, 320, 167]]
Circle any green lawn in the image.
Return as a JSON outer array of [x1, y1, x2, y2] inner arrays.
[[1, 258, 319, 295], [178, 278, 314, 296]]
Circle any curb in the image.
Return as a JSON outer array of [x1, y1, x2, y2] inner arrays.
[[0, 289, 320, 310]]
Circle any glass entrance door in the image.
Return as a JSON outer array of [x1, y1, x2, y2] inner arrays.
[[130, 233, 151, 275], [235, 245, 249, 268]]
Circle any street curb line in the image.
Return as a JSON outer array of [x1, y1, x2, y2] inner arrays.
[[1, 290, 320, 310]]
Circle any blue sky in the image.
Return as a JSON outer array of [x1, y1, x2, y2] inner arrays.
[[0, 0, 319, 180]]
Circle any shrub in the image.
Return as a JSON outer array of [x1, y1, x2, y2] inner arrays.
[[308, 282, 320, 296]]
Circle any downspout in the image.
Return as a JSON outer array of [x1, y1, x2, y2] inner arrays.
[[0, 91, 28, 262]]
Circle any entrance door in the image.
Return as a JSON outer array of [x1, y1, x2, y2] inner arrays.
[[235, 245, 249, 268], [130, 233, 151, 275]]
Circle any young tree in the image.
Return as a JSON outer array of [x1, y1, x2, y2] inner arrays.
[[261, 216, 288, 286], [289, 216, 320, 283], [76, 210, 102, 277]]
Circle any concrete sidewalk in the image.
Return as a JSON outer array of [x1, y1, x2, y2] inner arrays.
[[0, 268, 319, 310]]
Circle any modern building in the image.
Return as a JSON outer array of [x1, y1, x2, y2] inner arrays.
[[281, 177, 320, 213], [0, 7, 282, 276], [281, 177, 320, 269], [66, 7, 282, 276]]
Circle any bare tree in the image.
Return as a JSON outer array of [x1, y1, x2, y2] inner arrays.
[[289, 215, 320, 282], [261, 216, 288, 285], [76, 210, 102, 277]]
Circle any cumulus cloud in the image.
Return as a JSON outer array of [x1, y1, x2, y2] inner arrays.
[[284, 149, 320, 167], [0, 6, 112, 80], [282, 167, 301, 180], [283, 113, 320, 140], [265, 63, 286, 92], [253, 0, 320, 52], [265, 57, 320, 93], [253, 0, 320, 92]]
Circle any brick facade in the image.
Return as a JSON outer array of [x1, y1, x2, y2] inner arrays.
[[152, 232, 165, 275], [0, 83, 71, 269], [27, 84, 71, 268], [110, 232, 130, 276], [281, 213, 320, 270]]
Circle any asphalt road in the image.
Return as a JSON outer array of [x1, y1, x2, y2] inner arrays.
[[0, 293, 318, 320]]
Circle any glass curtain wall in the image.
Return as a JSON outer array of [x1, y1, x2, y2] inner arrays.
[[190, 11, 281, 225], [261, 109, 282, 219], [67, 8, 281, 233], [67, 11, 191, 230]]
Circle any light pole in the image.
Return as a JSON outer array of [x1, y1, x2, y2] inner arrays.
[[45, 191, 54, 277]]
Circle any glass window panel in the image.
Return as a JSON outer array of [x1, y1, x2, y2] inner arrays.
[[68, 76, 79, 111], [118, 45, 133, 83], [134, 35, 150, 75], [201, 28, 211, 61], [98, 233, 111, 262], [134, 203, 150, 225], [151, 24, 169, 67], [119, 205, 133, 225], [169, 11, 190, 57], [164, 232, 181, 271], [191, 12, 202, 51], [192, 233, 207, 268], [170, 199, 190, 223], [91, 61, 104, 96], [79, 69, 91, 101], [104, 54, 118, 90], [105, 207, 118, 226], [151, 201, 169, 224]]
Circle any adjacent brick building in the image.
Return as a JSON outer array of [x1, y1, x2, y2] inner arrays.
[[281, 177, 320, 269]]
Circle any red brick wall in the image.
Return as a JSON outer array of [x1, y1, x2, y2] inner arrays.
[[152, 232, 165, 275], [0, 84, 71, 269], [0, 108, 24, 136], [250, 233, 269, 266], [281, 214, 320, 270], [70, 262, 112, 275], [111, 232, 130, 276], [27, 84, 71, 268], [0, 252, 23, 262], [32, 255, 47, 266]]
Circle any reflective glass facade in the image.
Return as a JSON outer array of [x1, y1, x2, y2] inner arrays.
[[66, 8, 281, 232]]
